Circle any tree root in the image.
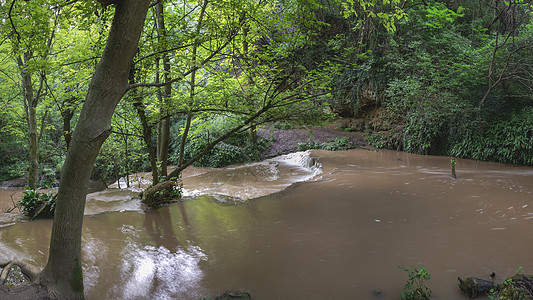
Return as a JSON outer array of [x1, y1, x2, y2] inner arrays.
[[141, 179, 181, 208], [0, 260, 40, 284], [0, 261, 50, 299]]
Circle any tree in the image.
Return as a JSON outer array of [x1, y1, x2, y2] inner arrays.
[[37, 1, 150, 298], [4, 1, 60, 190]]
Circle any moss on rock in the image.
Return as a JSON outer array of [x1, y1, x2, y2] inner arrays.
[[497, 274, 533, 300]]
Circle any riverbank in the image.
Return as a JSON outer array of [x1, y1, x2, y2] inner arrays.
[[257, 121, 368, 158]]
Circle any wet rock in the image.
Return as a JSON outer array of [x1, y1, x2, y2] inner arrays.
[[5, 266, 29, 287], [458, 276, 499, 298], [212, 290, 252, 299], [0, 178, 26, 188]]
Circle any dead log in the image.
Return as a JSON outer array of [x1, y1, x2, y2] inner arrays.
[[458, 277, 499, 298], [30, 200, 54, 220]]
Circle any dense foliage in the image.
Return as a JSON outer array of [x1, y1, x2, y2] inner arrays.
[[323, 0, 533, 165], [0, 0, 337, 185], [169, 115, 268, 168], [1, 0, 532, 186]]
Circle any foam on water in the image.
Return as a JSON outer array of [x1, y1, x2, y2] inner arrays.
[[181, 151, 322, 200]]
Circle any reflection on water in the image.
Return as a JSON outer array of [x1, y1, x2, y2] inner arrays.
[[119, 244, 206, 299], [0, 149, 533, 299]]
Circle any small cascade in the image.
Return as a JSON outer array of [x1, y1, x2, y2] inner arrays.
[[274, 151, 322, 177], [182, 151, 322, 200], [82, 151, 322, 215]]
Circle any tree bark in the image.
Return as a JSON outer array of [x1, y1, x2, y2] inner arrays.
[[178, 113, 192, 167], [178, 0, 208, 171], [39, 1, 150, 299], [17, 53, 39, 190], [155, 2, 171, 178], [134, 101, 159, 184]]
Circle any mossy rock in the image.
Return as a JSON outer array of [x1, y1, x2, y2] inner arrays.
[[212, 290, 252, 299], [497, 274, 533, 300], [458, 276, 499, 298], [141, 180, 181, 208]]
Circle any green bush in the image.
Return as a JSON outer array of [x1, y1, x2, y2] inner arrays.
[[399, 265, 432, 300], [0, 138, 27, 182], [297, 137, 354, 151], [18, 189, 56, 219], [364, 131, 395, 149], [171, 116, 267, 168], [451, 106, 533, 165]]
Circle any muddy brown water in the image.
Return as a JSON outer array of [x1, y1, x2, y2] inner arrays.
[[1, 149, 533, 299]]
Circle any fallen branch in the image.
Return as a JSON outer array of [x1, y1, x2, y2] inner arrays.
[[8, 193, 20, 213]]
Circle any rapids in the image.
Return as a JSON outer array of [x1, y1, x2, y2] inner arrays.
[[1, 149, 533, 299]]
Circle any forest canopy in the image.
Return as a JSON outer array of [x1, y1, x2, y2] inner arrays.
[[0, 0, 532, 186]]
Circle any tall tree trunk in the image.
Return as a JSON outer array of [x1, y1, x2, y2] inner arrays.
[[27, 102, 39, 190], [61, 108, 74, 150], [134, 101, 159, 183], [60, 96, 77, 150], [39, 2, 149, 299], [178, 113, 192, 168], [17, 53, 39, 190], [130, 61, 159, 183], [178, 0, 208, 170], [155, 2, 171, 178]]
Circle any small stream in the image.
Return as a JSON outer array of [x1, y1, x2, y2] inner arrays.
[[1, 149, 533, 299]]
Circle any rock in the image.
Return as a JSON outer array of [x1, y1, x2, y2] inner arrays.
[[458, 276, 499, 298], [212, 290, 252, 299], [498, 274, 533, 300], [340, 118, 366, 132], [0, 178, 26, 188]]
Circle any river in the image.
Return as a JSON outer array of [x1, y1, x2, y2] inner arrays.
[[1, 149, 533, 299]]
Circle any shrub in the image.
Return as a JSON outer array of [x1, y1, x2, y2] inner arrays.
[[297, 137, 354, 151], [450, 106, 533, 165], [18, 189, 56, 219], [398, 265, 432, 300], [171, 116, 267, 168]]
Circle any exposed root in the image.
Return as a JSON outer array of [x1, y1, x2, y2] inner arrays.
[[0, 261, 49, 299], [141, 179, 181, 208], [0, 261, 40, 284]]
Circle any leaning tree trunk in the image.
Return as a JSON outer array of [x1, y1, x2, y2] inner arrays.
[[39, 1, 149, 299]]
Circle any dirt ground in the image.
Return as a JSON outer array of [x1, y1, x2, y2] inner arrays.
[[257, 121, 368, 158]]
